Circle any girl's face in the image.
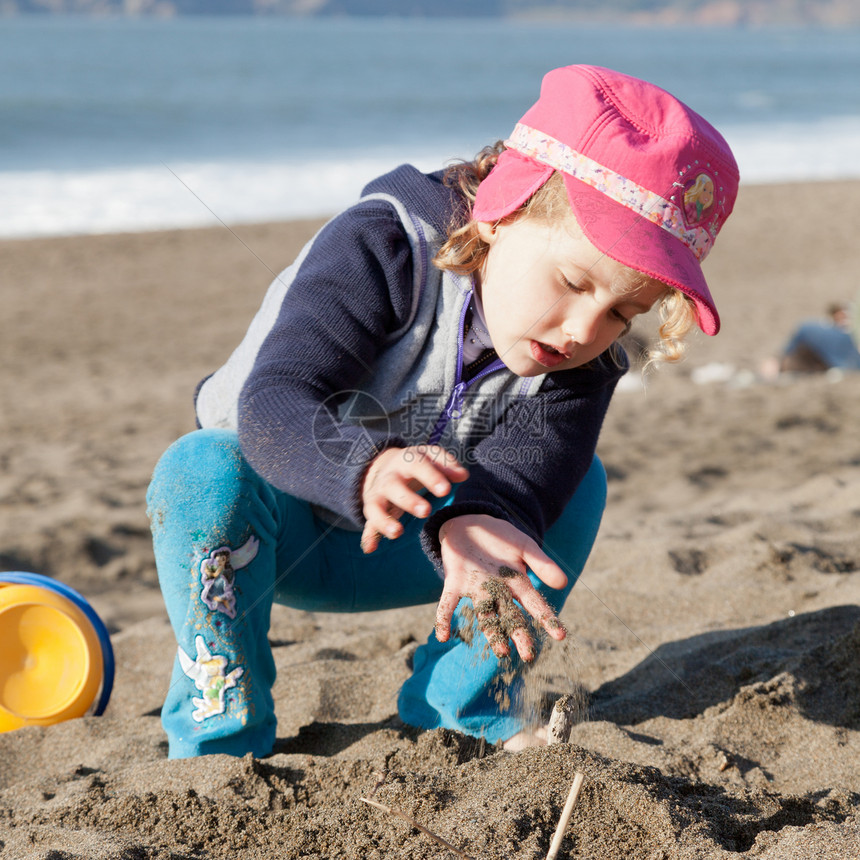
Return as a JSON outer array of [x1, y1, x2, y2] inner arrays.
[[476, 215, 666, 377]]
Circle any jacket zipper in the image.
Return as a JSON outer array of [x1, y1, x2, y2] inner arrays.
[[427, 290, 505, 445]]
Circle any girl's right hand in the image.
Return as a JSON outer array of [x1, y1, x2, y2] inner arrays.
[[360, 445, 469, 553]]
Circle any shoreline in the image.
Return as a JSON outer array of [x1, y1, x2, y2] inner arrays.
[[0, 176, 856, 242], [3, 175, 860, 244]]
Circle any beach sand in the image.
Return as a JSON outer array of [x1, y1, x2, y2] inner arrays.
[[1, 180, 859, 859]]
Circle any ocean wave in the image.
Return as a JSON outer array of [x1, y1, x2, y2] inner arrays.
[[3, 117, 859, 239], [1, 153, 445, 239], [723, 115, 860, 184]]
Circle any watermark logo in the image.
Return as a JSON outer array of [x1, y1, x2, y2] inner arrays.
[[312, 388, 548, 468], [312, 390, 390, 467]]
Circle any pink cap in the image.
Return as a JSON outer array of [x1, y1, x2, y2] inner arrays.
[[472, 65, 739, 335]]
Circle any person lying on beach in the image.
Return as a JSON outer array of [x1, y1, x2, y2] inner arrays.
[[146, 64, 739, 759], [761, 297, 860, 377]]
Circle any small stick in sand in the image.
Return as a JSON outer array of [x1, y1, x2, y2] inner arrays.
[[545, 772, 585, 860], [547, 694, 577, 745], [368, 769, 389, 799], [360, 796, 476, 860]]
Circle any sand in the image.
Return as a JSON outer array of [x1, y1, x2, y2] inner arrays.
[[1, 180, 859, 859]]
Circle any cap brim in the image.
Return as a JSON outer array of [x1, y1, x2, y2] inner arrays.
[[562, 175, 720, 336], [471, 150, 555, 223]]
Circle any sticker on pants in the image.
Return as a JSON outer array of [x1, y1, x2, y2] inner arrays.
[[178, 635, 244, 722], [198, 535, 259, 619]]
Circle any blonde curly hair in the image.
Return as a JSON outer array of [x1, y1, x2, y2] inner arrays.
[[434, 143, 699, 366]]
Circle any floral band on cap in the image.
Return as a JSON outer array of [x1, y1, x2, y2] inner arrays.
[[505, 122, 722, 262]]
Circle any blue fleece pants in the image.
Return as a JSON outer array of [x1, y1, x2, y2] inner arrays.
[[147, 428, 606, 758]]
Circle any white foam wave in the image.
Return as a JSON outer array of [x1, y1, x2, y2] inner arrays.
[[0, 154, 444, 240], [724, 115, 860, 184], [3, 117, 859, 239]]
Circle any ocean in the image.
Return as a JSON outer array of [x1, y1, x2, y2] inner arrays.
[[2, 16, 859, 238]]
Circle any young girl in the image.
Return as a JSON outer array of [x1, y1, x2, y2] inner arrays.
[[147, 64, 739, 758]]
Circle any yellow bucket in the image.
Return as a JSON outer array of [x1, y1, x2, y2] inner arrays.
[[0, 575, 111, 732]]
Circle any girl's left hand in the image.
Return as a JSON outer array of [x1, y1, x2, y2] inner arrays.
[[435, 514, 568, 662]]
